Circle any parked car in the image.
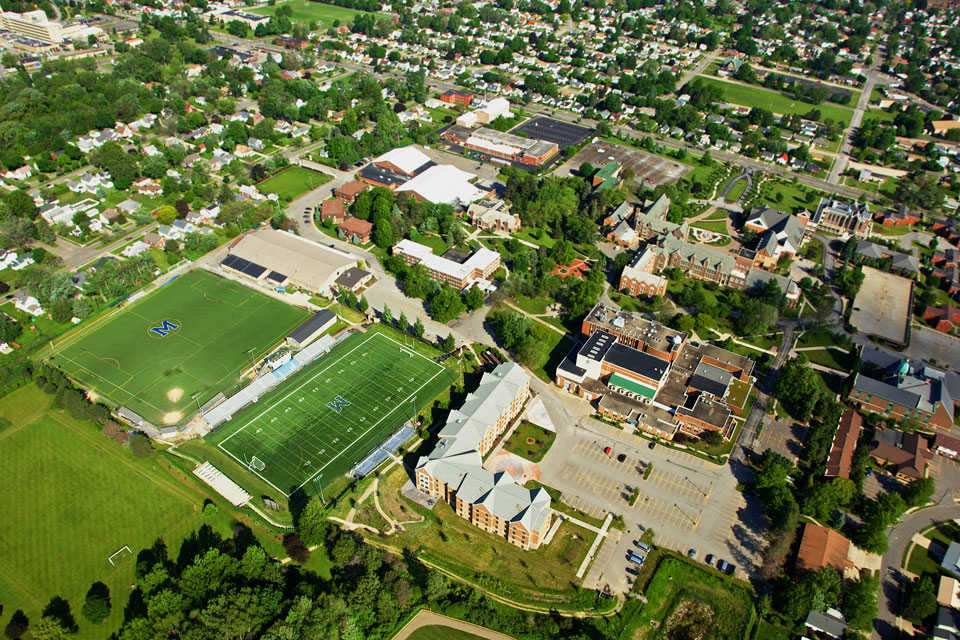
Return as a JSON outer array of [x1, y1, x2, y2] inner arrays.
[[687, 549, 697, 559], [626, 566, 639, 576], [604, 446, 612, 455], [717, 559, 730, 574], [705, 554, 714, 565], [633, 540, 651, 553], [626, 554, 644, 566], [617, 453, 626, 463], [648, 441, 656, 449]]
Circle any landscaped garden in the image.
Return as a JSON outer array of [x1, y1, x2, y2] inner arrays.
[[503, 421, 556, 463]]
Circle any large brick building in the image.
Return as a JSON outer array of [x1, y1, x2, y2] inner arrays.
[[558, 304, 754, 441], [848, 360, 955, 431], [415, 362, 553, 550]]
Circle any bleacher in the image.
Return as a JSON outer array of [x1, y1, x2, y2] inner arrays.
[[350, 424, 416, 477]]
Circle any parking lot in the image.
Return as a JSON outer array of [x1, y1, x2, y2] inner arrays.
[[539, 418, 765, 592], [511, 116, 593, 148], [753, 418, 807, 463], [555, 141, 691, 186]]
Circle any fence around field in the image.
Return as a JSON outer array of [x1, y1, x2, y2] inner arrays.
[[203, 331, 353, 430]]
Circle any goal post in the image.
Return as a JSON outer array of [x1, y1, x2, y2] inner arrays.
[[249, 456, 267, 472]]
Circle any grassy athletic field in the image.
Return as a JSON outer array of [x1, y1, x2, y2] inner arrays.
[[694, 75, 854, 126], [47, 270, 307, 426], [257, 166, 332, 200], [213, 328, 454, 496], [0, 386, 208, 638], [250, 0, 387, 28], [406, 626, 489, 640]]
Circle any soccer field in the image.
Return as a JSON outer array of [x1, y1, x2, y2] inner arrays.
[[215, 330, 453, 496], [48, 270, 308, 426]]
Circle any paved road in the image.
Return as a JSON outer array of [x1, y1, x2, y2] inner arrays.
[[876, 504, 960, 640], [677, 49, 721, 90], [828, 52, 884, 185]]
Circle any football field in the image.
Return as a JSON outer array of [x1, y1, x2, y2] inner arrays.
[[47, 270, 308, 426], [214, 330, 453, 496]]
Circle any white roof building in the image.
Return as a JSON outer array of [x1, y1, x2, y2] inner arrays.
[[373, 146, 432, 175], [396, 164, 487, 206]]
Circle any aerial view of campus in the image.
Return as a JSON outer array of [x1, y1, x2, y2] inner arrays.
[[3, 0, 960, 637]]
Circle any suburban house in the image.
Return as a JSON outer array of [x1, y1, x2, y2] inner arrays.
[[334, 180, 370, 203], [794, 523, 853, 575], [337, 217, 373, 244], [320, 198, 347, 224], [924, 305, 960, 333]]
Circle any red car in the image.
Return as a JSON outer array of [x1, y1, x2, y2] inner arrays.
[[604, 446, 612, 455]]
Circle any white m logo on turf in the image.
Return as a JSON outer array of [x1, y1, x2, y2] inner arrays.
[[326, 395, 350, 413], [150, 320, 180, 337]]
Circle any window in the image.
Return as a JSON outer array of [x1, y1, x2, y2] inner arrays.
[[853, 390, 861, 399], [886, 404, 894, 413]]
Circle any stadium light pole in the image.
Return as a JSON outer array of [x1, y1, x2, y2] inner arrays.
[[191, 391, 202, 414]]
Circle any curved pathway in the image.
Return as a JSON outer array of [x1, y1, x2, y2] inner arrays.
[[393, 610, 516, 640], [876, 504, 960, 639]]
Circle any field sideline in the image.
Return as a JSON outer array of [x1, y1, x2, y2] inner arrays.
[[213, 328, 455, 495]]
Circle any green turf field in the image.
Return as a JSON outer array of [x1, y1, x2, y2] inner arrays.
[[694, 75, 853, 126], [0, 386, 206, 637], [214, 329, 454, 496], [250, 0, 386, 29], [257, 166, 332, 200], [48, 270, 308, 426], [405, 625, 489, 640]]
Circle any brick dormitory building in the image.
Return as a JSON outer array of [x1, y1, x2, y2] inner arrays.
[[615, 196, 801, 306], [414, 362, 554, 550], [556, 304, 755, 441]]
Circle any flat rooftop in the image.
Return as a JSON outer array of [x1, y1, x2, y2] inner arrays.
[[584, 303, 687, 351], [850, 265, 913, 346]]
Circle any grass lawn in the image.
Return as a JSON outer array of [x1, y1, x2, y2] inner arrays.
[[871, 222, 913, 237], [502, 421, 556, 463], [533, 334, 574, 383], [0, 386, 248, 639], [692, 220, 730, 234], [906, 542, 943, 579], [797, 327, 851, 349], [741, 332, 782, 350], [249, 0, 386, 29], [512, 228, 556, 249], [511, 296, 553, 316], [211, 327, 455, 496], [626, 557, 755, 640], [757, 619, 795, 640], [803, 348, 853, 372], [47, 270, 308, 427], [754, 180, 821, 214], [723, 179, 747, 203], [694, 76, 853, 125], [257, 166, 332, 200], [705, 208, 731, 221], [405, 625, 489, 640], [374, 464, 593, 601], [417, 233, 451, 256]]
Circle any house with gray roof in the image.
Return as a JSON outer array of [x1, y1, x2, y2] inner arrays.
[[415, 362, 553, 550]]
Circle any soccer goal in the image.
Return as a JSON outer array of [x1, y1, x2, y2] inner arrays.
[[248, 455, 267, 472]]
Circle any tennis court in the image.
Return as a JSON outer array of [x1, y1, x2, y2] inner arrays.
[[214, 330, 453, 496], [47, 270, 308, 426]]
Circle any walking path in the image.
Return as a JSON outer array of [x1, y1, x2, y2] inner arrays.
[[502, 301, 566, 335], [576, 513, 614, 579], [392, 610, 516, 640]]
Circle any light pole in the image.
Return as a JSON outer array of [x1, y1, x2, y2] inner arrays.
[[684, 475, 708, 499], [674, 502, 697, 526], [191, 390, 203, 414]]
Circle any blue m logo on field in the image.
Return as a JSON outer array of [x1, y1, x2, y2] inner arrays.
[[150, 320, 180, 337], [326, 395, 350, 413]]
